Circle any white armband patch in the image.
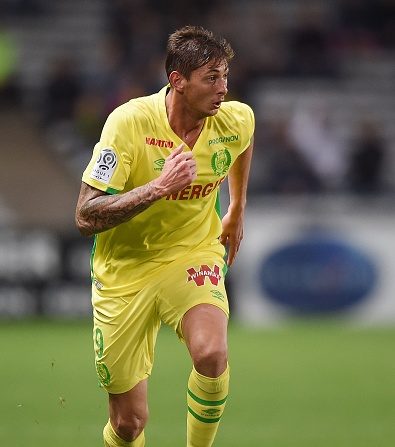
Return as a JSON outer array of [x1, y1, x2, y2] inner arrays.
[[90, 148, 117, 184]]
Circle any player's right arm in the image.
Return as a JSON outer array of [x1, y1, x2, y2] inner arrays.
[[75, 144, 196, 237]]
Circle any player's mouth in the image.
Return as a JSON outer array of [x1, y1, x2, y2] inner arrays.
[[213, 100, 222, 109]]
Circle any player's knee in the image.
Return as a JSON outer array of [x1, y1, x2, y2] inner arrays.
[[112, 411, 148, 442], [194, 344, 228, 377]]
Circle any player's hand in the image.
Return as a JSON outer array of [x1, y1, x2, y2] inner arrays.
[[219, 209, 244, 266], [152, 144, 197, 196]]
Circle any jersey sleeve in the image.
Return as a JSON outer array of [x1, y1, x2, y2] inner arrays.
[[226, 101, 255, 153], [238, 103, 255, 152], [82, 106, 134, 194]]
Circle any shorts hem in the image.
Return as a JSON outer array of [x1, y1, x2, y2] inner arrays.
[[103, 372, 150, 395], [176, 301, 229, 342]]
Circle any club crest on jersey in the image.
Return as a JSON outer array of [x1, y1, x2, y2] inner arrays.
[[90, 148, 117, 184], [211, 148, 231, 176], [187, 264, 221, 286]]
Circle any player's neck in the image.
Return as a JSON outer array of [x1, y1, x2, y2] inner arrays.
[[165, 89, 205, 147]]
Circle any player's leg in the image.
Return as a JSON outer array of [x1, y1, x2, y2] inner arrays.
[[182, 303, 228, 377], [92, 286, 160, 447], [182, 304, 230, 447], [103, 379, 148, 447], [157, 246, 230, 446]]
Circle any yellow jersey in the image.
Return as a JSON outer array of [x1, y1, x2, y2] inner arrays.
[[82, 86, 254, 297]]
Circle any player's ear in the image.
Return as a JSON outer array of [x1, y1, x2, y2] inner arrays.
[[169, 71, 186, 93]]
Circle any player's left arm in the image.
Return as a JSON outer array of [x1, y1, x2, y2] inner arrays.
[[220, 135, 254, 266]]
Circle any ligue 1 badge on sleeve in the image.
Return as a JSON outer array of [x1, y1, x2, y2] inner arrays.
[[90, 148, 117, 184]]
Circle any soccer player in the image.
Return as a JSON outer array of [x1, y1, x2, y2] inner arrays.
[[75, 25, 254, 447]]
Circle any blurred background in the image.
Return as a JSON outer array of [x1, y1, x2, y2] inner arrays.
[[1, 0, 395, 323], [1, 0, 395, 446]]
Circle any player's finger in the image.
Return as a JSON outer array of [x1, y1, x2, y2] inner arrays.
[[175, 151, 194, 163], [227, 234, 241, 266], [190, 171, 197, 182], [168, 143, 185, 159], [227, 242, 237, 266], [174, 156, 195, 170], [219, 232, 228, 246], [186, 158, 197, 169]]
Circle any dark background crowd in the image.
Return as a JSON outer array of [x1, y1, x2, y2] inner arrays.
[[0, 0, 395, 318], [1, 0, 395, 202]]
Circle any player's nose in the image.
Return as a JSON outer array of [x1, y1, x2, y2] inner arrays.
[[217, 78, 228, 96]]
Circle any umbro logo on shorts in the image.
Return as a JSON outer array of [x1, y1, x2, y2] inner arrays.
[[186, 265, 221, 286]]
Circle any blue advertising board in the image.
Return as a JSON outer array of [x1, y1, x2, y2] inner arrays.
[[259, 233, 377, 313]]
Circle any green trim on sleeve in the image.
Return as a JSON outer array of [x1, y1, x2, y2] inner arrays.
[[106, 187, 119, 195], [90, 235, 97, 283], [215, 190, 221, 217], [215, 190, 229, 275]]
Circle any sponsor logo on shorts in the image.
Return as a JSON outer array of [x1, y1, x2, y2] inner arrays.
[[187, 265, 221, 286], [211, 149, 231, 176], [90, 148, 117, 184], [210, 289, 225, 302]]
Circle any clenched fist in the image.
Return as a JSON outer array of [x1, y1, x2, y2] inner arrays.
[[152, 144, 197, 196]]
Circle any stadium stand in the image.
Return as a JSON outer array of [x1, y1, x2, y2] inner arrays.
[[0, 0, 394, 317]]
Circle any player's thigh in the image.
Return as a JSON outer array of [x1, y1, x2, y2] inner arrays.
[[182, 303, 228, 356], [92, 288, 160, 394], [157, 249, 229, 341]]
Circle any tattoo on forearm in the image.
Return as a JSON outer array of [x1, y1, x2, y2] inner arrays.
[[80, 183, 157, 235]]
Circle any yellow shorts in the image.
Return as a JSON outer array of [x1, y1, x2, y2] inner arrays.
[[92, 248, 229, 394]]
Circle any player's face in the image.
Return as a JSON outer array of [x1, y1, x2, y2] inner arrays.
[[183, 60, 229, 118]]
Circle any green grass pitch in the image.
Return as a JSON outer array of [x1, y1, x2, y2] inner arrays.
[[1, 319, 394, 446]]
